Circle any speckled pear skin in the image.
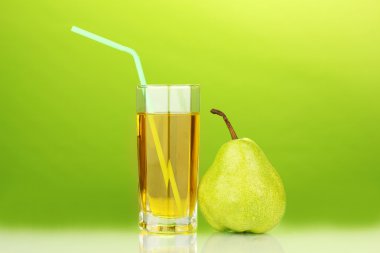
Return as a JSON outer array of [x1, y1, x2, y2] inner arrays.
[[199, 138, 286, 233]]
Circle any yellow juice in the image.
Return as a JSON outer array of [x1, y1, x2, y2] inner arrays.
[[137, 113, 200, 218]]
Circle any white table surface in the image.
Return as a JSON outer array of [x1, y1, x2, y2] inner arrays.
[[1, 226, 379, 253]]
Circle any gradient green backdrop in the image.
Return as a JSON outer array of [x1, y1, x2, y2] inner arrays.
[[1, 0, 379, 230]]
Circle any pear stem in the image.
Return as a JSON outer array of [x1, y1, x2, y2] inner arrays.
[[210, 108, 238, 140]]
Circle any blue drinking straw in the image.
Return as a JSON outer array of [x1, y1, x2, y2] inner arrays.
[[71, 26, 147, 86], [71, 26, 183, 212]]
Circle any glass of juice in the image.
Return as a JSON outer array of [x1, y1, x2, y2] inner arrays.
[[136, 85, 200, 233]]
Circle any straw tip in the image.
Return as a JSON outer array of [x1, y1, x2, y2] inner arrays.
[[71, 26, 80, 33]]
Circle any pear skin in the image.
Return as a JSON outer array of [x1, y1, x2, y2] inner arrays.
[[199, 109, 286, 233]]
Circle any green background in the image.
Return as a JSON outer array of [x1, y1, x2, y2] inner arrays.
[[1, 0, 379, 230]]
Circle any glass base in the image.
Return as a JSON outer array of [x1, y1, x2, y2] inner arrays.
[[139, 211, 197, 234]]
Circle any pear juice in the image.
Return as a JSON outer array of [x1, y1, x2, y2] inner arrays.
[[137, 113, 200, 218]]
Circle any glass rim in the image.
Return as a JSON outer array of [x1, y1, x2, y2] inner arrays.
[[137, 84, 199, 88]]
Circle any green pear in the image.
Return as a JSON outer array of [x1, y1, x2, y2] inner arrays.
[[199, 109, 286, 233]]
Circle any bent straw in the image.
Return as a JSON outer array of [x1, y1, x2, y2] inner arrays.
[[71, 26, 182, 213], [71, 26, 146, 86]]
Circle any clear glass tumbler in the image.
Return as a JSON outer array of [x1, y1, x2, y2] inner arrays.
[[136, 85, 200, 233]]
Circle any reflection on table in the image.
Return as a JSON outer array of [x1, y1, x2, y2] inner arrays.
[[139, 231, 197, 253], [202, 233, 283, 253]]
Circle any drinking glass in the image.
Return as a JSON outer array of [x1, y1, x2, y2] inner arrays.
[[136, 85, 200, 233]]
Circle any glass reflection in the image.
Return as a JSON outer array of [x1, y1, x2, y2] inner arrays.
[[202, 233, 283, 253], [139, 231, 197, 253]]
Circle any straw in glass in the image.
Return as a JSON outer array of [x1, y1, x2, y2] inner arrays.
[[71, 26, 182, 213]]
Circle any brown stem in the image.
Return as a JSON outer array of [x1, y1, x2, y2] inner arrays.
[[210, 108, 238, 140]]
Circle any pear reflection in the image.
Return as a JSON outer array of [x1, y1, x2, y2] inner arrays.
[[139, 232, 197, 253], [202, 233, 283, 253]]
